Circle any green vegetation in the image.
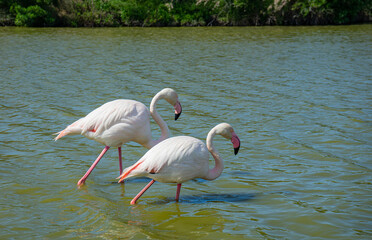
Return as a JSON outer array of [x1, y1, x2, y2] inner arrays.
[[0, 0, 371, 27]]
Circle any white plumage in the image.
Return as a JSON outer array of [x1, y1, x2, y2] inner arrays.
[[61, 100, 152, 147], [122, 136, 210, 183]]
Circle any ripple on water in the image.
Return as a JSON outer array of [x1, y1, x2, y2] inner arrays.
[[0, 25, 371, 239]]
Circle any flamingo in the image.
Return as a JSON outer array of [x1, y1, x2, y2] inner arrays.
[[117, 123, 240, 205], [55, 88, 182, 186]]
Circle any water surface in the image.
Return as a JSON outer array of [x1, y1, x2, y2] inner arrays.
[[0, 25, 371, 239]]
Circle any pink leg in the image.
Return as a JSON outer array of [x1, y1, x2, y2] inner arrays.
[[176, 183, 182, 202], [118, 147, 123, 174], [77, 146, 110, 186], [130, 179, 156, 205]]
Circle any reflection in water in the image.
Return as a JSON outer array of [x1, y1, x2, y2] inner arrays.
[[119, 177, 152, 183], [229, 171, 253, 176], [156, 193, 256, 204]]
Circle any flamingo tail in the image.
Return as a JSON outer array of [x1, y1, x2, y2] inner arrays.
[[117, 160, 144, 183], [54, 126, 82, 141]]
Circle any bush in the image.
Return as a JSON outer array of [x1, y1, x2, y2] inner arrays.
[[11, 4, 55, 26]]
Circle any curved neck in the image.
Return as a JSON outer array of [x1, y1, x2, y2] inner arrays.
[[204, 129, 224, 180], [148, 92, 170, 147]]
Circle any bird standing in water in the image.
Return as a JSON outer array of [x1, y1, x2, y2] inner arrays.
[[118, 123, 240, 204], [55, 88, 182, 186]]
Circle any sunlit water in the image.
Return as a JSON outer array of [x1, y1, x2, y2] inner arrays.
[[0, 25, 371, 239]]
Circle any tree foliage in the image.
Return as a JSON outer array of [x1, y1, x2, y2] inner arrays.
[[0, 0, 370, 26], [289, 0, 371, 24]]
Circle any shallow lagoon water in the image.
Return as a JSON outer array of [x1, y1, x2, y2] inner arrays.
[[0, 25, 371, 239]]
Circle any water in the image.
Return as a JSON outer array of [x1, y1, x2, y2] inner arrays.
[[0, 25, 371, 239]]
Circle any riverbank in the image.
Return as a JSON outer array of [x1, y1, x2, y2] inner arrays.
[[1, 0, 371, 27]]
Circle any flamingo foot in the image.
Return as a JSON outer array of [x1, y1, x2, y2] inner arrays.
[[77, 178, 86, 186], [130, 198, 137, 205]]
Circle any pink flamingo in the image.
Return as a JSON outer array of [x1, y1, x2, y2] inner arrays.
[[117, 123, 240, 205], [55, 88, 182, 186]]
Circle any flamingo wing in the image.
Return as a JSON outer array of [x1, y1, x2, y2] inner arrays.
[[79, 100, 148, 135]]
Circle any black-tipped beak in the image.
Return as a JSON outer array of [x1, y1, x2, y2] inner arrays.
[[231, 132, 240, 155], [174, 101, 182, 121], [234, 146, 240, 155], [175, 112, 181, 121]]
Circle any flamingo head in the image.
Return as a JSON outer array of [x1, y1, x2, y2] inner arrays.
[[215, 123, 241, 155], [159, 88, 182, 121]]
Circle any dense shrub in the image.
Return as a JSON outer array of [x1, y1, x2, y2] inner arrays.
[[5, 0, 56, 26]]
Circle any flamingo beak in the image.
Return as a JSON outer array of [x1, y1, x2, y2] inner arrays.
[[231, 132, 240, 155], [174, 101, 182, 121], [234, 145, 240, 155]]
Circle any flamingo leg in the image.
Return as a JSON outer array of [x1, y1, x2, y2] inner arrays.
[[77, 146, 110, 186], [118, 147, 123, 174], [176, 183, 182, 202], [130, 179, 156, 205]]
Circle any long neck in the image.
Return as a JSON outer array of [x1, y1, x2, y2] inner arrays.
[[147, 93, 170, 148], [204, 129, 224, 180]]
